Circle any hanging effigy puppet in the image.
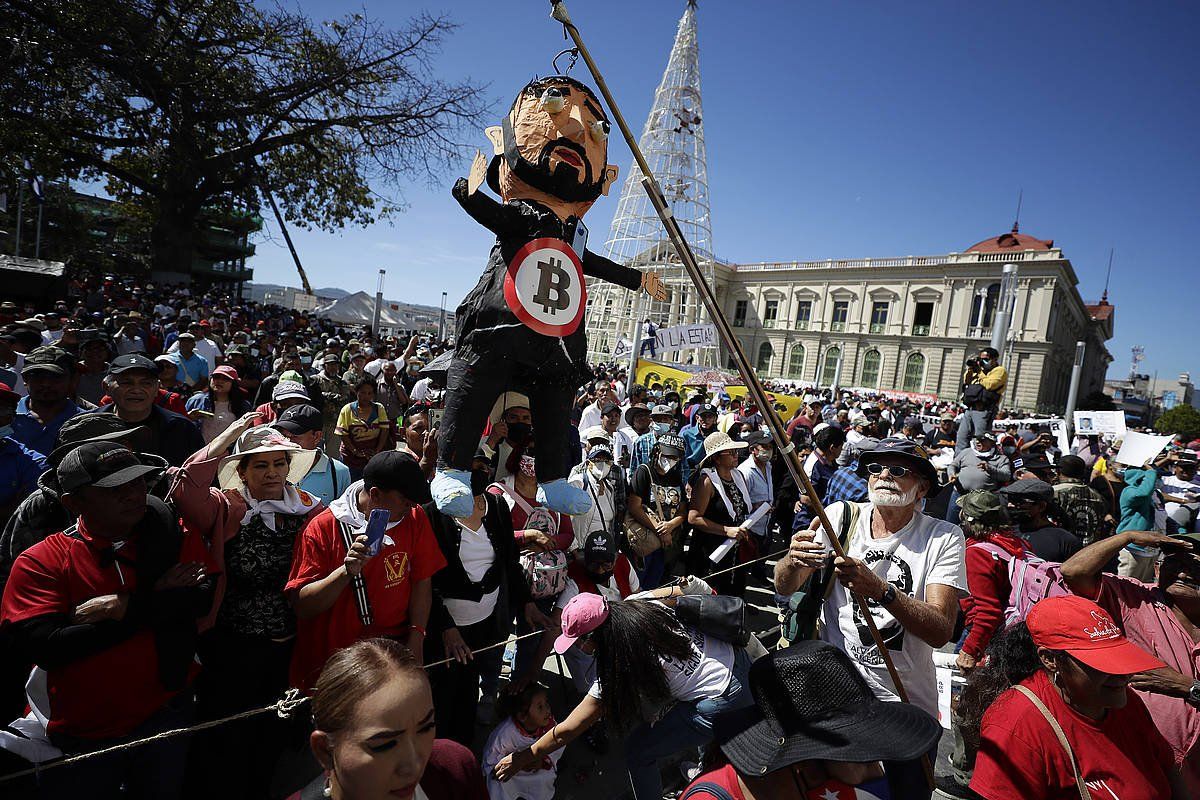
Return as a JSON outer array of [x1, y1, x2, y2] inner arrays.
[[431, 75, 667, 517]]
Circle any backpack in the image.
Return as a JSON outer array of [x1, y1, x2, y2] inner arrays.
[[970, 541, 1071, 625], [520, 550, 569, 599]]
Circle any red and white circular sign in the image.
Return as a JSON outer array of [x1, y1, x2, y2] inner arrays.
[[503, 237, 587, 337]]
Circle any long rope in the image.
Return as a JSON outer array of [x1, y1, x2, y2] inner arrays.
[[0, 544, 785, 786]]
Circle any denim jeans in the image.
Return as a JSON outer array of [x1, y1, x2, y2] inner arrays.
[[623, 646, 753, 800], [955, 409, 993, 454], [945, 484, 962, 525]]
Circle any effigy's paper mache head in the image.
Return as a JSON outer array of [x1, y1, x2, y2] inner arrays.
[[485, 76, 618, 218]]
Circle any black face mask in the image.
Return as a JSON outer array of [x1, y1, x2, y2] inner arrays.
[[507, 422, 533, 447], [588, 568, 614, 583], [470, 468, 492, 496], [1008, 507, 1034, 528]]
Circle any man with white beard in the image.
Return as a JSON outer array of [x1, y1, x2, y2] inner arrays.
[[774, 437, 965, 799]]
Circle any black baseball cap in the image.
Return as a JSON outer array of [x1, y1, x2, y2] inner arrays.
[[56, 441, 162, 494], [656, 433, 686, 456], [1000, 477, 1055, 503], [22, 346, 75, 377], [362, 451, 432, 503], [107, 353, 158, 376], [697, 403, 719, 418], [273, 404, 323, 435], [583, 530, 617, 566]]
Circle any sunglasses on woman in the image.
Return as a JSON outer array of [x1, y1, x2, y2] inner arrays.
[[865, 462, 910, 478]]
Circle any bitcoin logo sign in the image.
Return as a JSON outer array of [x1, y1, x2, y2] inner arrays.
[[504, 238, 586, 336]]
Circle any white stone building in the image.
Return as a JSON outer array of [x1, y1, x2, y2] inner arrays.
[[586, 226, 1115, 413]]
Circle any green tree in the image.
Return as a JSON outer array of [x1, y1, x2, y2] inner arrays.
[[0, 0, 486, 276], [1155, 404, 1200, 442]]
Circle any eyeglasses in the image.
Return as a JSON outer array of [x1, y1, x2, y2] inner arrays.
[[865, 463, 910, 478]]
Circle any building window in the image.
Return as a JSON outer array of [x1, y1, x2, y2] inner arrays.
[[870, 301, 889, 334], [830, 300, 849, 332], [912, 301, 933, 336], [821, 346, 841, 387], [756, 341, 773, 374], [795, 300, 812, 330], [787, 344, 805, 379], [734, 299, 747, 327], [764, 299, 779, 329], [901, 352, 926, 393], [860, 349, 881, 388], [969, 283, 1000, 332]]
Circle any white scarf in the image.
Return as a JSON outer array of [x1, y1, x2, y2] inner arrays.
[[328, 479, 400, 544], [702, 467, 751, 522], [239, 485, 318, 531]]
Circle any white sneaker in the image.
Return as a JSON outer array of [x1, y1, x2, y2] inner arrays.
[[679, 760, 702, 783]]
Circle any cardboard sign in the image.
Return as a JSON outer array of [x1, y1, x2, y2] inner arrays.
[[655, 322, 718, 353], [1073, 410, 1127, 438], [1114, 431, 1173, 468]]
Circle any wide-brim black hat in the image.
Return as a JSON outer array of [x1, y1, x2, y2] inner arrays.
[[713, 641, 941, 776], [856, 437, 940, 488]]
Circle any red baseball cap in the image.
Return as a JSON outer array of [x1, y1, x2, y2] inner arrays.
[[211, 365, 240, 382], [0, 382, 19, 405], [1026, 595, 1164, 675], [553, 593, 609, 654]]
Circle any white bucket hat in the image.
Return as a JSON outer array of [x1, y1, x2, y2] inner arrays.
[[698, 430, 748, 469], [217, 426, 317, 490]]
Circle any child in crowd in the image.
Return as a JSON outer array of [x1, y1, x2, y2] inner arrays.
[[482, 683, 560, 800]]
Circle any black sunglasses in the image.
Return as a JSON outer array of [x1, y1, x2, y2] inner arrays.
[[865, 462, 910, 478]]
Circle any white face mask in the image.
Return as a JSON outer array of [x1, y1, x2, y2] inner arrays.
[[657, 455, 680, 473], [589, 462, 612, 480], [753, 447, 772, 463], [868, 480, 920, 508], [518, 455, 536, 478]]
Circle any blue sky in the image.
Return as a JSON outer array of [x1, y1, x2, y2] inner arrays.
[[257, 1, 1199, 381]]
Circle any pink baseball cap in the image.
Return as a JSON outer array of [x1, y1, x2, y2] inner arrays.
[[212, 365, 240, 382], [553, 593, 609, 654]]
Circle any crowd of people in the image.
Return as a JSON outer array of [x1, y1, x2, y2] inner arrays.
[[0, 277, 1196, 800]]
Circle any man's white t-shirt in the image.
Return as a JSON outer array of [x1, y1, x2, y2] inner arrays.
[[441, 520, 499, 627], [587, 620, 733, 704], [812, 501, 966, 717]]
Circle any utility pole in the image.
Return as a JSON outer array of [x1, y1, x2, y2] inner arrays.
[[437, 291, 447, 342], [13, 182, 24, 257], [990, 263, 1019, 353], [1064, 341, 1086, 437], [626, 292, 643, 384], [371, 269, 385, 338]]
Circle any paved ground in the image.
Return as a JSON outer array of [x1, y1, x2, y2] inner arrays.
[[469, 557, 959, 800]]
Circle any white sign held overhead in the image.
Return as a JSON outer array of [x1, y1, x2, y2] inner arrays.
[[1114, 431, 1174, 468], [655, 322, 718, 353], [1073, 410, 1127, 438]]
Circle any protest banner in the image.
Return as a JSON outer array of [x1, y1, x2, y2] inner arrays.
[[654, 322, 718, 354], [1114, 431, 1173, 468]]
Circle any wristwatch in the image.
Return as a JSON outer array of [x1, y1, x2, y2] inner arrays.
[[879, 585, 898, 606], [1188, 680, 1200, 709]]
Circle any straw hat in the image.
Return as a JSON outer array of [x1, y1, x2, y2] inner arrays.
[[698, 430, 747, 469], [488, 391, 531, 425], [217, 426, 317, 490]]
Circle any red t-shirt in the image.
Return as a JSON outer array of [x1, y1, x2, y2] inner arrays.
[[0, 519, 217, 739], [486, 484, 573, 551], [285, 504, 446, 690], [683, 764, 888, 799], [971, 669, 1175, 800]]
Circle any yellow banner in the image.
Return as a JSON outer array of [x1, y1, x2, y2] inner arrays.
[[635, 359, 806, 422]]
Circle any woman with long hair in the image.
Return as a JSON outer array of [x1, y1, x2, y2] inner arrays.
[[494, 594, 752, 800], [172, 412, 323, 799], [289, 639, 487, 800], [687, 431, 754, 596], [186, 364, 252, 443], [959, 596, 1186, 799]]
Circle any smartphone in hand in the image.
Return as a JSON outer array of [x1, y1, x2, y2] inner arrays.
[[365, 508, 390, 556]]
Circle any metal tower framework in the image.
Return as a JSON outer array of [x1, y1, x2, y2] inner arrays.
[[585, 1, 714, 364]]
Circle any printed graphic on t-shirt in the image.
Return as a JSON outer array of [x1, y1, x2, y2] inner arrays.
[[805, 777, 890, 799], [660, 627, 704, 679], [383, 551, 410, 587], [849, 548, 913, 665], [650, 483, 682, 517]]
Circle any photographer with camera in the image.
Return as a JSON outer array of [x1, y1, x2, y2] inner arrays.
[[956, 346, 1007, 454]]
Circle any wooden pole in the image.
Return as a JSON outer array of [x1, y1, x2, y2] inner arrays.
[[549, 1, 932, 785]]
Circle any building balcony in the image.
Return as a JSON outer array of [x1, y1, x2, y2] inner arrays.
[[763, 319, 778, 329], [830, 321, 845, 332], [912, 325, 931, 336], [869, 323, 886, 334], [795, 320, 810, 330]]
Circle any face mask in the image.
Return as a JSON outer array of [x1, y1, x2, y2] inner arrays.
[[408, 365, 419, 373], [1008, 507, 1034, 526], [588, 568, 614, 583], [470, 468, 492, 496], [589, 462, 612, 480], [0, 424, 12, 439], [507, 422, 533, 446], [518, 455, 536, 478], [657, 455, 679, 473], [754, 448, 772, 463]]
